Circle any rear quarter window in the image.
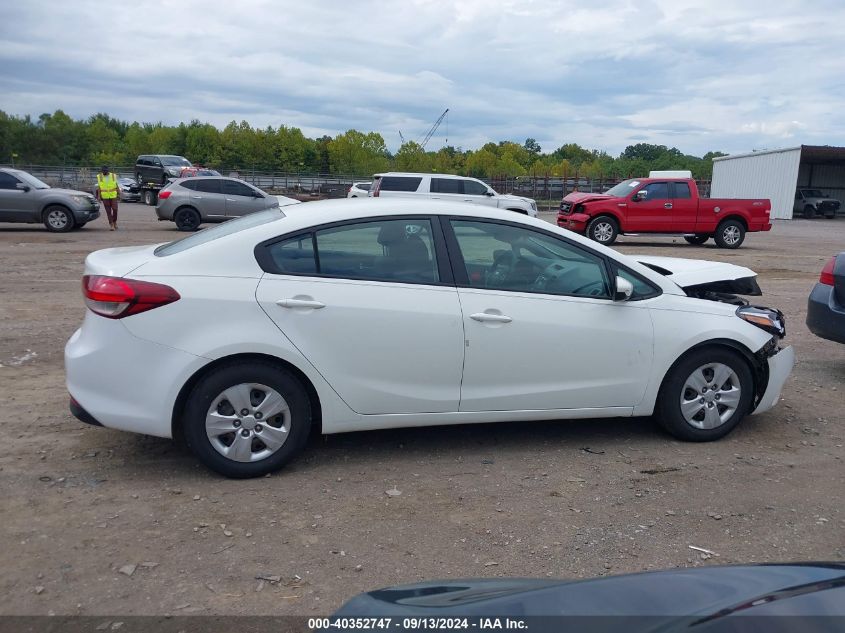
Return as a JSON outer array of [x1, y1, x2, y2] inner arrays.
[[380, 176, 422, 192]]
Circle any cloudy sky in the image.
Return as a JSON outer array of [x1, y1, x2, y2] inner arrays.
[[1, 0, 844, 156]]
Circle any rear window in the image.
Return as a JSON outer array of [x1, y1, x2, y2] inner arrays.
[[380, 176, 422, 192], [154, 208, 285, 257], [431, 178, 462, 194]]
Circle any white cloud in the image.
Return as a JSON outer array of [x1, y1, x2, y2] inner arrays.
[[1, 0, 844, 155]]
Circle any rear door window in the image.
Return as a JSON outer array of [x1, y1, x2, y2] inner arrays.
[[431, 178, 463, 194], [671, 182, 692, 199], [194, 179, 222, 194], [380, 176, 422, 192]]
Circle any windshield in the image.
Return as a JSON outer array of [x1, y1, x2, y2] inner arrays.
[[802, 189, 824, 198], [604, 179, 640, 197], [161, 156, 192, 167], [15, 170, 51, 190], [154, 208, 285, 256]]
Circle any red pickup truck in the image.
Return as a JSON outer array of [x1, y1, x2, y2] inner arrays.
[[557, 177, 772, 249]]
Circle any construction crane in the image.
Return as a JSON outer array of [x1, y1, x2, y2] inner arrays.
[[419, 108, 449, 150], [398, 130, 405, 145]]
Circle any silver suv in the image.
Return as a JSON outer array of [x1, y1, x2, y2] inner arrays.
[[155, 176, 280, 231], [0, 168, 100, 232]]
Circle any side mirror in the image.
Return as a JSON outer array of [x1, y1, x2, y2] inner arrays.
[[253, 191, 264, 198], [485, 191, 495, 196], [16, 183, 31, 192], [614, 276, 634, 301], [633, 190, 647, 202]]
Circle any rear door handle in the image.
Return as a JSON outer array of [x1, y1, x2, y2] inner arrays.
[[470, 312, 512, 323], [277, 298, 326, 309], [191, 196, 203, 199]]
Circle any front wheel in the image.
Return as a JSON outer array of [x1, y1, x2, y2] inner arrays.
[[43, 205, 75, 232], [586, 216, 619, 245], [655, 347, 754, 442], [174, 207, 201, 231], [684, 234, 709, 245], [803, 205, 815, 219], [182, 361, 312, 478], [714, 219, 745, 249]]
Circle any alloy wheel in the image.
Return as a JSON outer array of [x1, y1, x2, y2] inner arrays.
[[46, 209, 69, 230], [722, 226, 741, 246], [593, 222, 614, 242]]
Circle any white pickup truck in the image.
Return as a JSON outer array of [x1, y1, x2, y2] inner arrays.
[[369, 172, 538, 217]]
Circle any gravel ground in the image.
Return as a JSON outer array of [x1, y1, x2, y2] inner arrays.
[[0, 204, 843, 616]]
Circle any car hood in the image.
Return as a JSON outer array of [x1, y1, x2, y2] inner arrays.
[[51, 187, 95, 198], [633, 255, 760, 294], [563, 192, 613, 204], [499, 193, 535, 204], [335, 563, 845, 617]]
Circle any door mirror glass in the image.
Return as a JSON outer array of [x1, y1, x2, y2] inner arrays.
[[614, 275, 634, 301], [633, 190, 648, 202], [16, 182, 31, 192]]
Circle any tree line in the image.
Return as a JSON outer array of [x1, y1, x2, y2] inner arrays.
[[0, 110, 726, 180]]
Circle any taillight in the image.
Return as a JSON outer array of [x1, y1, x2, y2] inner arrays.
[[82, 275, 180, 319], [819, 257, 836, 286], [158, 190, 172, 199]]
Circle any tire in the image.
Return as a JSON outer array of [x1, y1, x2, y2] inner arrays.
[[714, 219, 745, 249], [43, 205, 75, 232], [586, 216, 618, 245], [182, 361, 312, 478], [143, 190, 156, 206], [135, 173, 143, 185], [803, 205, 815, 219], [174, 207, 201, 232], [684, 235, 709, 245], [655, 347, 754, 442]]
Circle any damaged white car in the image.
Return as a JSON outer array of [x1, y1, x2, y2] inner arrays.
[[65, 199, 794, 478]]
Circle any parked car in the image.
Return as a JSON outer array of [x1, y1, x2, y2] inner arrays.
[[0, 167, 100, 232], [118, 177, 140, 202], [154, 176, 280, 231], [806, 252, 845, 344], [135, 154, 192, 185], [335, 563, 845, 620], [558, 176, 771, 248], [347, 181, 371, 198], [179, 166, 221, 178], [66, 199, 793, 478], [370, 172, 538, 217], [794, 188, 841, 219]]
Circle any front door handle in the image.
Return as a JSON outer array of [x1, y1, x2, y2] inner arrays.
[[277, 298, 326, 309], [470, 312, 512, 323], [191, 196, 203, 199], [664, 202, 673, 209]]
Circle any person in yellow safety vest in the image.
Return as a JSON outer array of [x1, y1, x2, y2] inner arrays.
[[96, 166, 120, 231]]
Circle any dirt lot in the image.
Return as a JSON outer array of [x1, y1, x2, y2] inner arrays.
[[0, 204, 843, 616]]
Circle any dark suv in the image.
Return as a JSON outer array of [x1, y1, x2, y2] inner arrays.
[[135, 155, 192, 185]]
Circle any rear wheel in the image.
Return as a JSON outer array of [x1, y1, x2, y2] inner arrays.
[[182, 361, 312, 478], [714, 219, 745, 249], [586, 216, 618, 245], [43, 205, 75, 232], [174, 207, 201, 231], [143, 190, 157, 206], [684, 234, 709, 245], [655, 347, 754, 442]]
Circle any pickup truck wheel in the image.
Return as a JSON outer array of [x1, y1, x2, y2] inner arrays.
[[684, 235, 709, 245], [587, 216, 618, 245], [43, 205, 75, 233], [714, 220, 745, 249], [143, 190, 157, 206], [803, 205, 815, 219]]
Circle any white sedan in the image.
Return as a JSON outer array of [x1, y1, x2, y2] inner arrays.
[[65, 199, 794, 478]]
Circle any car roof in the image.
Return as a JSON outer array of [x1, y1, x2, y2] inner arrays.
[[374, 172, 475, 180]]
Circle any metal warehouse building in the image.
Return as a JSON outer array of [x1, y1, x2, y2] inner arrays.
[[711, 145, 845, 220]]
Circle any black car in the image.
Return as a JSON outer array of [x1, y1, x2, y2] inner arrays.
[[335, 563, 845, 631], [135, 154, 192, 185], [807, 252, 845, 344]]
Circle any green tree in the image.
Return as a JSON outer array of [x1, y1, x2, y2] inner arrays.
[[394, 141, 431, 172], [327, 130, 389, 176]]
